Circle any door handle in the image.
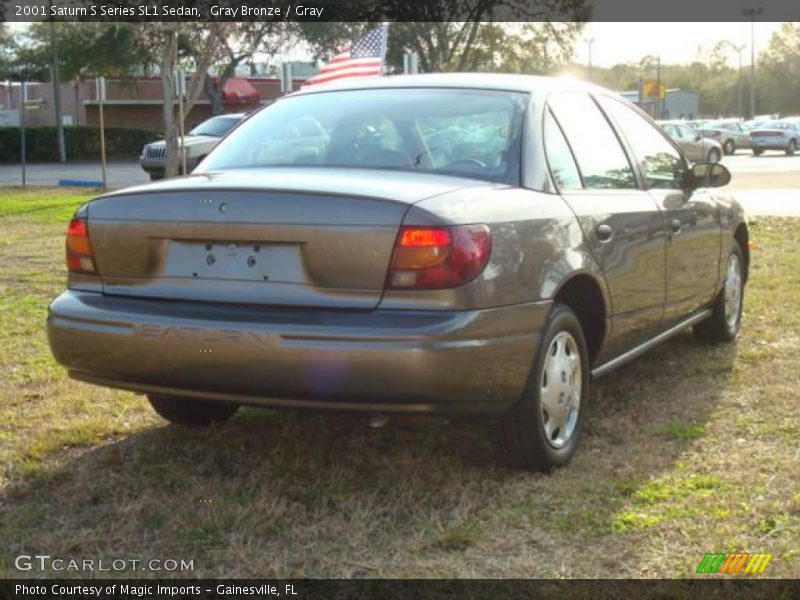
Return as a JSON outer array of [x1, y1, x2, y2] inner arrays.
[[596, 223, 613, 242], [671, 219, 682, 235]]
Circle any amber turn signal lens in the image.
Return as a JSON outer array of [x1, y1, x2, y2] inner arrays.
[[65, 218, 97, 274]]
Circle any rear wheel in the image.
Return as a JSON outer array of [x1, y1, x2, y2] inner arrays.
[[707, 148, 721, 163], [724, 140, 735, 155], [694, 244, 744, 343], [787, 140, 796, 156], [148, 395, 239, 426], [753, 149, 763, 156], [489, 304, 589, 472]]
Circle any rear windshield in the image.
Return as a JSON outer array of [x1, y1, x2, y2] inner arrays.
[[198, 88, 526, 183], [189, 116, 242, 137]]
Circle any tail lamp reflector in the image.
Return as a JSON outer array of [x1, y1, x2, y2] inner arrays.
[[388, 225, 492, 290]]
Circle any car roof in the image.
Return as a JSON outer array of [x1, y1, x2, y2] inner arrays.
[[290, 73, 611, 96]]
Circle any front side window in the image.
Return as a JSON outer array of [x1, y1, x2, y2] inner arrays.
[[199, 88, 526, 183], [678, 125, 698, 140], [548, 92, 636, 190], [598, 97, 687, 190]]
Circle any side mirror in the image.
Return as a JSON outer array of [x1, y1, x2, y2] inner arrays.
[[685, 161, 731, 190]]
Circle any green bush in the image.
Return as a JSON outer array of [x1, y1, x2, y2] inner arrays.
[[0, 126, 158, 162]]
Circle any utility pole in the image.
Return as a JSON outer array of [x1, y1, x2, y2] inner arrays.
[[743, 7, 764, 119], [656, 55, 662, 119], [735, 44, 745, 119], [585, 37, 595, 81], [48, 0, 66, 163]]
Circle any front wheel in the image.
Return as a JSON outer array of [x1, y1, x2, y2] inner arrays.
[[724, 140, 735, 155], [694, 244, 744, 343], [489, 304, 589, 472], [148, 395, 239, 426], [787, 140, 796, 156]]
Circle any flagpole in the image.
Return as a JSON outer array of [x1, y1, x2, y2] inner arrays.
[[380, 23, 389, 76]]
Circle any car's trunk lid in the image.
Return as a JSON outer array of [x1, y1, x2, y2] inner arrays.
[[86, 168, 480, 310]]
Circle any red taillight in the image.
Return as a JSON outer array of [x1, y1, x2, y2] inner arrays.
[[65, 218, 97, 274], [388, 225, 492, 290]]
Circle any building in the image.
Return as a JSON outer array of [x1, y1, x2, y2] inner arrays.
[[0, 75, 305, 131], [620, 88, 700, 120]]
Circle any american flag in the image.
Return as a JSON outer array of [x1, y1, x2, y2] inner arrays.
[[302, 25, 388, 88]]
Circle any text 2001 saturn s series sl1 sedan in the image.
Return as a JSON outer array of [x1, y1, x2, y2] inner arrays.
[[48, 74, 749, 471]]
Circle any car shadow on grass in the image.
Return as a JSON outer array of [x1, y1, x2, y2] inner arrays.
[[3, 331, 739, 578]]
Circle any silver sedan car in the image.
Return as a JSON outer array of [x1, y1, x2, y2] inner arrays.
[[48, 75, 748, 471], [749, 120, 799, 155], [658, 121, 723, 163]]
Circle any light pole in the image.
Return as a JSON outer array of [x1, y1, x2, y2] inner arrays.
[[733, 44, 745, 119], [48, 0, 66, 163], [721, 41, 746, 118], [743, 7, 764, 119], [585, 37, 595, 80]]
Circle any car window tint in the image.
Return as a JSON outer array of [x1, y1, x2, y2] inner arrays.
[[543, 110, 582, 190], [548, 92, 636, 190], [599, 97, 686, 190]]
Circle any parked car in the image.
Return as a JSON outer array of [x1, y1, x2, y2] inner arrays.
[[697, 119, 752, 155], [48, 75, 749, 472], [140, 113, 246, 180], [749, 119, 799, 156], [658, 120, 723, 163]]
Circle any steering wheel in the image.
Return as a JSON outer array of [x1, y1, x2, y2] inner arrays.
[[444, 158, 487, 170]]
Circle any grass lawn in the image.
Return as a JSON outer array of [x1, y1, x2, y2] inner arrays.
[[0, 187, 798, 578]]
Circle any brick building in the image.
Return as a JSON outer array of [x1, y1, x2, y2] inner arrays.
[[0, 76, 299, 131]]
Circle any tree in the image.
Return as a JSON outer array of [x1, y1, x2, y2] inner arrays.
[[146, 23, 230, 177], [759, 23, 800, 115], [7, 23, 156, 81], [185, 23, 293, 115], [298, 1, 589, 74]]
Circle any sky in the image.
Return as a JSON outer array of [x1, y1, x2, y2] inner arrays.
[[572, 22, 782, 68], [4, 21, 785, 68]]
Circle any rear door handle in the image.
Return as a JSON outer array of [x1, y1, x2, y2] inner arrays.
[[596, 224, 613, 242]]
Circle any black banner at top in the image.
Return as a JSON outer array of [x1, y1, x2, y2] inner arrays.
[[1, 0, 799, 22]]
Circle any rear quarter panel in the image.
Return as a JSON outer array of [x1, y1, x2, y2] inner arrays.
[[379, 185, 610, 312]]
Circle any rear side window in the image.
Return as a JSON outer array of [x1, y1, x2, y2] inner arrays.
[[543, 110, 582, 190], [598, 97, 687, 190], [548, 92, 636, 190]]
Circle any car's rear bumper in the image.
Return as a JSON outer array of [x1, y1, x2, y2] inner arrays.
[[750, 139, 789, 150], [47, 291, 548, 418]]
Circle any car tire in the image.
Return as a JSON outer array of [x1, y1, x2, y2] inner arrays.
[[753, 149, 763, 156], [489, 303, 589, 472], [707, 148, 721, 163], [147, 395, 239, 426], [787, 140, 796, 156], [693, 243, 745, 343], [724, 140, 735, 155]]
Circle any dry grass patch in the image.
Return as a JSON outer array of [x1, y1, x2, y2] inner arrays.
[[0, 188, 798, 578]]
